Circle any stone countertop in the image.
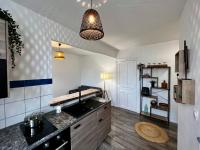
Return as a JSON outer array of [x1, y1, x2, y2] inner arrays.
[[0, 98, 110, 150]]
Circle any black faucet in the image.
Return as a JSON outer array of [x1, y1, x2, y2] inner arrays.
[[79, 88, 81, 103]]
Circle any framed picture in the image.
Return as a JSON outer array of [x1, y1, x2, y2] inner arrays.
[[0, 18, 9, 98]]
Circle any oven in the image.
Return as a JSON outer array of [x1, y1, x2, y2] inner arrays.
[[33, 127, 71, 150]]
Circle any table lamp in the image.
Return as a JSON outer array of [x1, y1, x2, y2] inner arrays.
[[100, 72, 112, 99]]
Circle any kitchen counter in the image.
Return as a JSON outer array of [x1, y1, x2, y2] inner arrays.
[[0, 98, 110, 150]]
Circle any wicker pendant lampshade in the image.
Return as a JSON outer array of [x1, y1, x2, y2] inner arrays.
[[54, 43, 65, 60], [80, 0, 104, 40]]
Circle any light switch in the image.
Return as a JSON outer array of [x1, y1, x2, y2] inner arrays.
[[193, 109, 199, 121]]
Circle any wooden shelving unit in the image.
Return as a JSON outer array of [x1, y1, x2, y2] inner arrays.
[[139, 66, 171, 124]]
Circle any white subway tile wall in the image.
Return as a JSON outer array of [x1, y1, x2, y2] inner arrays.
[[41, 84, 53, 96], [6, 114, 25, 127], [5, 101, 25, 118], [5, 88, 24, 104], [25, 97, 40, 112], [0, 105, 5, 120], [0, 99, 4, 105], [25, 86, 40, 99], [0, 120, 5, 129], [0, 84, 53, 129], [41, 95, 53, 107]]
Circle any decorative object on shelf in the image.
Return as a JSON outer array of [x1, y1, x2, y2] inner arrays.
[[151, 100, 158, 108], [54, 43, 65, 60], [150, 80, 156, 88], [163, 62, 167, 65], [144, 104, 148, 115], [161, 80, 168, 89], [0, 8, 24, 69], [141, 87, 150, 96], [143, 73, 151, 78], [159, 103, 169, 110], [147, 63, 168, 68], [135, 122, 169, 144], [80, 0, 104, 40], [100, 72, 112, 99], [137, 63, 145, 69]]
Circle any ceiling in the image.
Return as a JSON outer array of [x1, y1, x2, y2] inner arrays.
[[12, 0, 186, 51], [51, 40, 95, 56]]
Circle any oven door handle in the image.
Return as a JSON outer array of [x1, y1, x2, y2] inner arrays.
[[55, 141, 69, 150]]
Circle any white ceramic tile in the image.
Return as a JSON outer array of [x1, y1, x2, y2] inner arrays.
[[41, 95, 53, 107], [0, 98, 4, 105], [41, 84, 53, 96], [0, 105, 5, 120], [6, 114, 25, 127], [5, 88, 24, 104], [0, 120, 5, 129], [26, 109, 41, 116], [25, 86, 40, 99], [5, 101, 25, 118], [25, 97, 40, 112], [40, 106, 54, 113]]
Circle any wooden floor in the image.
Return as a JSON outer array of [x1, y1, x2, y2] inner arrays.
[[98, 107, 177, 150]]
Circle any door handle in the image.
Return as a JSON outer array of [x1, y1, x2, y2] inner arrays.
[[74, 124, 81, 129], [55, 141, 68, 150]]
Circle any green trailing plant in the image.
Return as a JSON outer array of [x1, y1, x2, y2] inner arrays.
[[0, 8, 24, 69]]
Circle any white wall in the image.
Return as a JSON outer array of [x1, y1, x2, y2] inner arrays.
[[117, 40, 179, 123], [80, 54, 117, 106], [53, 53, 81, 97], [178, 0, 200, 149]]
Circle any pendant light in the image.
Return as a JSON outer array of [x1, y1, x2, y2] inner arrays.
[[80, 0, 104, 40], [54, 43, 65, 60]]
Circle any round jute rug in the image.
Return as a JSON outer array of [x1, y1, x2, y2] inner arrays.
[[134, 122, 169, 144]]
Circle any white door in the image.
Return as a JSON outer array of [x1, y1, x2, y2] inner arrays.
[[117, 60, 137, 112]]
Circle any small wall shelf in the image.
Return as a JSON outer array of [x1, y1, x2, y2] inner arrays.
[[174, 79, 195, 105]]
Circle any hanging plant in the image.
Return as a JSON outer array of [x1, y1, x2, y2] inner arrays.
[[0, 8, 24, 69]]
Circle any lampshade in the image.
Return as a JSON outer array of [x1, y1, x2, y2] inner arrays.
[[54, 43, 65, 60], [80, 9, 104, 40], [54, 51, 65, 60], [100, 72, 112, 80]]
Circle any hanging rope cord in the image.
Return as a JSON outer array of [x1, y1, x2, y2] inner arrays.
[[91, 0, 93, 9]]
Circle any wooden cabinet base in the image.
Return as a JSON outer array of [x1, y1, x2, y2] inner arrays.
[[71, 102, 111, 150]]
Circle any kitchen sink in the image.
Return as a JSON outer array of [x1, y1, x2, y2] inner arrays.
[[81, 99, 104, 110], [62, 99, 103, 118]]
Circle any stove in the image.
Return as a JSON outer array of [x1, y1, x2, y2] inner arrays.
[[20, 117, 57, 145]]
